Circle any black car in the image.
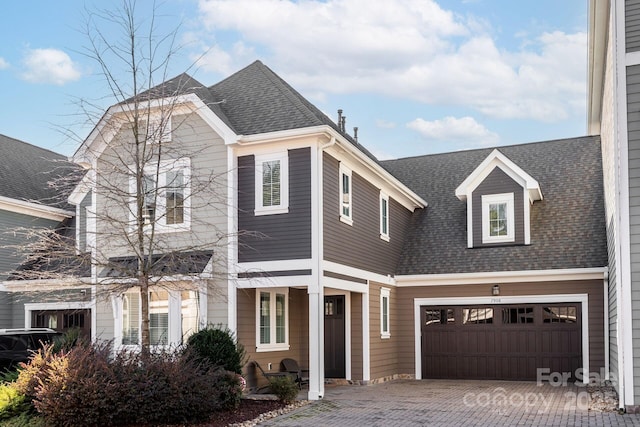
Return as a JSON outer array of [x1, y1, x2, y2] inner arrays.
[[0, 328, 62, 371]]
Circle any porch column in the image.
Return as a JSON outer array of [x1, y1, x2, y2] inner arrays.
[[308, 287, 325, 400]]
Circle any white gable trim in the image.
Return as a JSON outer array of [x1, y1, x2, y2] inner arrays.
[[455, 149, 543, 203], [72, 93, 237, 167], [0, 196, 74, 221]]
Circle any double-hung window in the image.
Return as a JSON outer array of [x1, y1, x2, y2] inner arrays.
[[255, 152, 289, 215], [380, 287, 390, 339], [481, 193, 514, 243], [120, 288, 200, 347], [132, 158, 191, 232], [256, 288, 289, 352], [339, 164, 353, 225], [380, 192, 390, 241]]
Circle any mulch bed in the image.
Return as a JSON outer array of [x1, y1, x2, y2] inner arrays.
[[163, 399, 289, 427]]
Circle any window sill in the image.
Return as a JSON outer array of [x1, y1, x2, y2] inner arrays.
[[256, 343, 290, 353], [380, 233, 390, 242], [255, 206, 289, 216], [339, 215, 353, 226], [380, 333, 391, 340], [481, 236, 515, 244]]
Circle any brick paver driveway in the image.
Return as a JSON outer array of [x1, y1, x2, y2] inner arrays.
[[260, 379, 640, 426]]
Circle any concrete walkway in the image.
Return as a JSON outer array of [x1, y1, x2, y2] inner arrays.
[[259, 379, 640, 426]]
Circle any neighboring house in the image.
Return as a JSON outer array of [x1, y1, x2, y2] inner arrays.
[[65, 60, 608, 401], [0, 134, 91, 337], [588, 0, 640, 413]]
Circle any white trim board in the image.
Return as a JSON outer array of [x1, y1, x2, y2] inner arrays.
[[397, 267, 607, 287], [413, 294, 590, 384], [323, 260, 395, 286], [0, 196, 74, 221]]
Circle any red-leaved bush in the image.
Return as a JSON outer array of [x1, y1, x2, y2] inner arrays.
[[15, 342, 241, 426]]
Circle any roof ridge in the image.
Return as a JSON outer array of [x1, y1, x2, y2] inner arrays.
[[381, 135, 599, 163]]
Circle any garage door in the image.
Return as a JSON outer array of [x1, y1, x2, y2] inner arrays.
[[420, 304, 581, 380]]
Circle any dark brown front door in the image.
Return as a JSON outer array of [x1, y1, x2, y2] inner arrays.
[[32, 309, 91, 339], [324, 295, 345, 378], [421, 304, 581, 380]]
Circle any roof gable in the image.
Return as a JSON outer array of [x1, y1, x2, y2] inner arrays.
[[455, 149, 543, 203]]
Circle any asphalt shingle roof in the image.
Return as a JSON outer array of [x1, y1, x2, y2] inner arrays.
[[381, 136, 607, 275], [0, 134, 78, 209]]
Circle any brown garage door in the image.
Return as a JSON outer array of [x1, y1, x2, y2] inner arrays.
[[421, 304, 581, 380]]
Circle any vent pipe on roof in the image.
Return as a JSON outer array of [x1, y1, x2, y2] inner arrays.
[[337, 109, 343, 131], [354, 127, 359, 143], [341, 116, 346, 133]]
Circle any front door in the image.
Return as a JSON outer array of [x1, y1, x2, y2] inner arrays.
[[324, 295, 345, 378]]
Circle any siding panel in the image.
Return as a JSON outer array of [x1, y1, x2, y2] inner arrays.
[[323, 153, 412, 275], [627, 0, 640, 52], [238, 148, 312, 262]]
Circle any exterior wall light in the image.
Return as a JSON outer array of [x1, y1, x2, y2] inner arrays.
[[492, 285, 500, 296]]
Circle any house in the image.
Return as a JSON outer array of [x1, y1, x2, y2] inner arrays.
[[588, 0, 640, 413], [0, 134, 91, 337], [61, 59, 608, 401]]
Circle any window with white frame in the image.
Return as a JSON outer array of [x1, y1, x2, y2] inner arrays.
[[481, 193, 515, 243], [380, 192, 390, 241], [256, 288, 289, 352], [339, 164, 353, 225], [380, 287, 390, 339], [131, 158, 190, 231], [255, 152, 289, 215], [120, 288, 200, 347]]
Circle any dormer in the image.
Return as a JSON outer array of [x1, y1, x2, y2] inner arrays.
[[455, 149, 543, 248]]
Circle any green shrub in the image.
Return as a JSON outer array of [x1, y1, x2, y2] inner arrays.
[[0, 369, 19, 384], [0, 383, 30, 420], [268, 375, 298, 403], [0, 412, 45, 427], [186, 325, 246, 374]]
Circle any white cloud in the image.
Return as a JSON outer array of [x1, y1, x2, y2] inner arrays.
[[407, 116, 499, 146], [21, 48, 82, 85], [0, 57, 9, 70], [195, 0, 586, 123]]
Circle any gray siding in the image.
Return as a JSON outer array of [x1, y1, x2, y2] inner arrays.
[[0, 292, 12, 328], [628, 0, 640, 52], [323, 153, 412, 276], [77, 191, 92, 253], [238, 148, 312, 262], [471, 167, 525, 247], [0, 209, 60, 280], [627, 64, 640, 399]]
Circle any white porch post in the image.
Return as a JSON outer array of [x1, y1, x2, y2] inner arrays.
[[308, 287, 325, 400]]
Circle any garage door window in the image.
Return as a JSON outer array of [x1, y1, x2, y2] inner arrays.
[[462, 307, 493, 324], [424, 308, 455, 325], [502, 307, 534, 324], [543, 306, 577, 323]]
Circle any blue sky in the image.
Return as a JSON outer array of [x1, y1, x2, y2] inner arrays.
[[0, 0, 588, 160]]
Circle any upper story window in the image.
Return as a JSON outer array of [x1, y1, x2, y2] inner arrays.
[[481, 193, 514, 244], [131, 157, 190, 232], [339, 164, 353, 225], [255, 152, 289, 216], [380, 192, 390, 241], [256, 288, 289, 352]]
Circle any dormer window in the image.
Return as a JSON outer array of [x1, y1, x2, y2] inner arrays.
[[455, 149, 542, 248], [482, 193, 514, 244]]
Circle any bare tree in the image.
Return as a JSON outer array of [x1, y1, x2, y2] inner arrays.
[[6, 0, 238, 353]]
